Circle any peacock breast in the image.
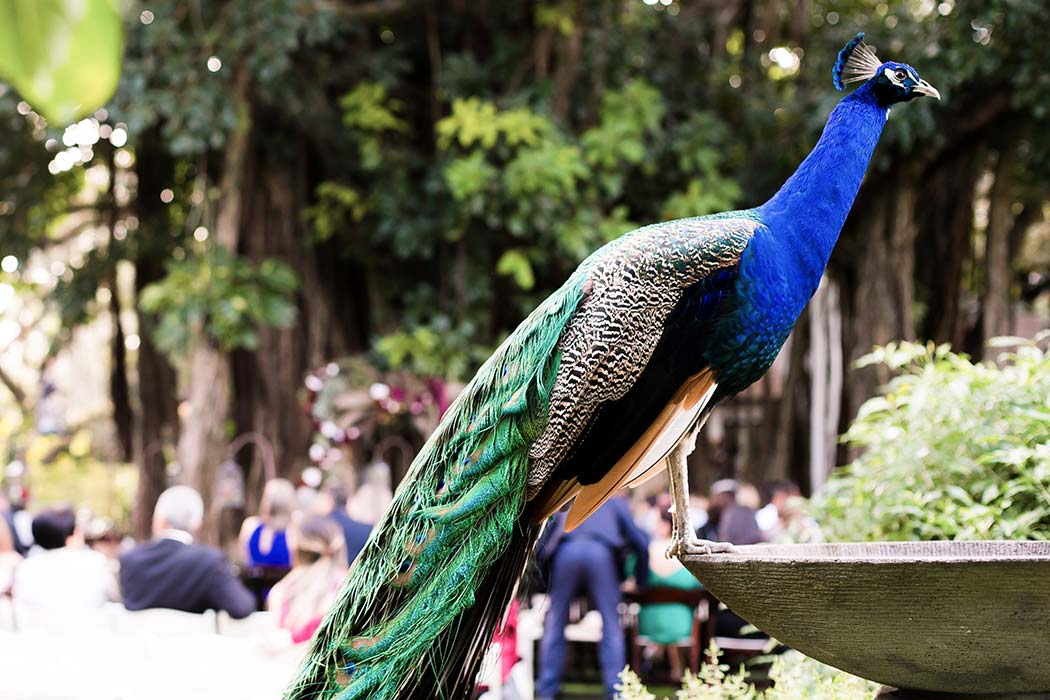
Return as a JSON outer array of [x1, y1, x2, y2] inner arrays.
[[703, 226, 813, 399]]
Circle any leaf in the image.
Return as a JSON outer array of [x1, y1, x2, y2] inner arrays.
[[496, 249, 535, 290], [0, 0, 124, 123]]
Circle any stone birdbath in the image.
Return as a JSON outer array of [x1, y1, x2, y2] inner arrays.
[[680, 541, 1050, 699]]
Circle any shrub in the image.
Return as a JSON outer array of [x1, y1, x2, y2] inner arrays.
[[616, 648, 876, 700], [816, 335, 1050, 542]]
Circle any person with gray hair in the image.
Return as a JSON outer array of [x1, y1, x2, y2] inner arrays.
[[119, 485, 254, 618], [153, 485, 204, 533]]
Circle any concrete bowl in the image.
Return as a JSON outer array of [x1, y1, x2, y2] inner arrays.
[[681, 541, 1050, 696]]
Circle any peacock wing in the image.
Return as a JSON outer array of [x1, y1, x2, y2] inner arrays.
[[527, 215, 759, 526]]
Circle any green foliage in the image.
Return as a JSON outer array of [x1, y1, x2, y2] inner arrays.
[[374, 316, 493, 382], [341, 82, 409, 170], [341, 82, 408, 134], [436, 97, 551, 151], [496, 249, 535, 291], [110, 0, 342, 156], [443, 152, 499, 206], [139, 247, 299, 356], [311, 68, 742, 377], [303, 182, 368, 243], [0, 0, 124, 123], [617, 649, 877, 700], [761, 653, 877, 700], [662, 178, 743, 221], [817, 335, 1050, 541], [5, 0, 1048, 464], [582, 79, 664, 171]]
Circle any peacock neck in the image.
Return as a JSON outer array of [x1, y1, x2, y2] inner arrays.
[[758, 82, 887, 289]]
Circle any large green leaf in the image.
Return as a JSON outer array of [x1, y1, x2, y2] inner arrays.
[[0, 0, 124, 124]]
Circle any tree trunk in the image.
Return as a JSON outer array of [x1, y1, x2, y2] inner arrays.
[[767, 340, 798, 484], [130, 134, 179, 541], [232, 125, 369, 499], [807, 276, 842, 491], [178, 342, 232, 544], [177, 69, 252, 544], [550, 18, 584, 123], [132, 301, 178, 541], [108, 283, 133, 462], [915, 150, 978, 347], [102, 145, 134, 463], [236, 161, 314, 485], [981, 138, 1021, 354]]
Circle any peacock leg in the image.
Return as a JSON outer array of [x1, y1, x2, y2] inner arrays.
[[666, 427, 736, 558]]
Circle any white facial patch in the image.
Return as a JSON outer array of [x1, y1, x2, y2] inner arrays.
[[883, 67, 905, 86]]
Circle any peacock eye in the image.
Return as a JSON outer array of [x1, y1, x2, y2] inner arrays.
[[895, 70, 908, 82]]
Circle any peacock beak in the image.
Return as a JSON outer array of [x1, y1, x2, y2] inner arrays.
[[913, 79, 941, 100]]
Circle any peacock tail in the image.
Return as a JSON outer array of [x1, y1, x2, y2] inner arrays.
[[285, 268, 589, 700]]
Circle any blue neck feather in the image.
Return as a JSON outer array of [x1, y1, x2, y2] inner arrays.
[[758, 82, 887, 291]]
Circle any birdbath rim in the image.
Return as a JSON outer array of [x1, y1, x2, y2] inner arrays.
[[679, 539, 1050, 696], [686, 539, 1050, 564]]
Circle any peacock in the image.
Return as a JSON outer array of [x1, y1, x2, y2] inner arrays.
[[285, 33, 939, 700]]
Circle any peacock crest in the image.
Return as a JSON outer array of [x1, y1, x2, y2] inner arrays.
[[833, 32, 883, 90]]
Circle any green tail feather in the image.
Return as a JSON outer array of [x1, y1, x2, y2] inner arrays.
[[284, 272, 587, 700]]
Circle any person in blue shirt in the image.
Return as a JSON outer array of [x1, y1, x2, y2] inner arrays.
[[536, 494, 650, 700], [239, 478, 295, 569], [320, 480, 372, 566]]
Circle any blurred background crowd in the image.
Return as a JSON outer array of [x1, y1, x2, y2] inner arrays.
[[1, 467, 820, 699]]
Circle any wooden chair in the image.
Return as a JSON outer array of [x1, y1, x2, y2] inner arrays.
[[238, 564, 291, 611], [701, 590, 770, 665], [625, 586, 709, 680]]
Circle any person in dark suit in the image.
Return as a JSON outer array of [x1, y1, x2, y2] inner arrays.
[[699, 479, 765, 546], [535, 494, 650, 700], [698, 479, 766, 638], [119, 485, 255, 619], [320, 480, 372, 566]]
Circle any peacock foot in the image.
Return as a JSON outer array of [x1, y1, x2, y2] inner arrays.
[[667, 536, 736, 558]]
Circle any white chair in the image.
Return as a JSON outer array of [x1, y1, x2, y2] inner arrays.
[[0, 594, 14, 632], [113, 606, 218, 636], [11, 600, 115, 633], [475, 642, 503, 700], [218, 609, 278, 637]]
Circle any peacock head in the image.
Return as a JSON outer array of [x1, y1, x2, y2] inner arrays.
[[833, 33, 940, 107]]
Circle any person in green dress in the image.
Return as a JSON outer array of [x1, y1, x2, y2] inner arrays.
[[637, 510, 703, 680]]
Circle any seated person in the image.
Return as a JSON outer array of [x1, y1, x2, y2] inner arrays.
[[120, 485, 255, 619], [637, 511, 703, 681], [535, 495, 650, 700], [699, 479, 765, 546], [267, 515, 347, 644], [13, 506, 116, 611], [698, 480, 766, 638], [239, 478, 296, 569], [774, 495, 825, 544], [318, 480, 371, 566], [756, 480, 801, 534]]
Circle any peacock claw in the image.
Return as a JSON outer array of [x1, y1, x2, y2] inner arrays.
[[667, 537, 736, 558]]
